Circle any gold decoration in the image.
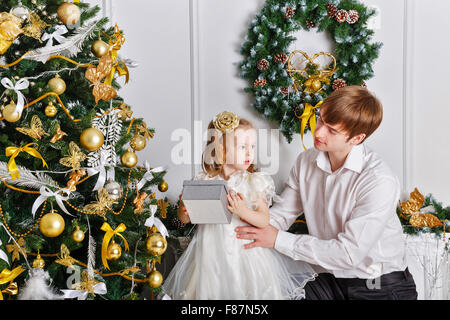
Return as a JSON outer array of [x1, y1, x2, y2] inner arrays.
[[117, 102, 133, 121], [0, 12, 24, 54], [121, 150, 138, 168], [57, 2, 81, 25], [294, 101, 323, 150], [55, 244, 77, 267], [66, 169, 86, 192], [106, 240, 122, 260], [16, 115, 49, 140], [45, 101, 58, 117], [83, 187, 118, 219], [158, 181, 168, 193], [72, 271, 101, 296], [1, 282, 18, 299], [80, 127, 104, 151], [213, 111, 240, 134], [72, 225, 85, 243], [0, 266, 25, 300], [32, 252, 45, 269], [400, 188, 425, 215], [59, 141, 87, 170], [136, 122, 154, 140], [409, 213, 443, 229], [22, 11, 49, 41], [156, 198, 169, 219], [148, 263, 163, 288], [50, 124, 67, 143], [91, 38, 109, 58], [146, 232, 167, 256], [100, 222, 130, 270], [85, 53, 117, 104], [103, 24, 129, 85], [6, 142, 48, 181], [48, 75, 66, 95], [2, 101, 21, 122], [130, 134, 146, 151], [287, 50, 337, 94], [133, 191, 148, 214], [5, 237, 26, 262], [39, 210, 65, 238]]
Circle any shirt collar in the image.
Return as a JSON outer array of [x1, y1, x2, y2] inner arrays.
[[315, 144, 365, 174]]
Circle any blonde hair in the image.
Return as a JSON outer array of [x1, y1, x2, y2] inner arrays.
[[201, 118, 257, 179]]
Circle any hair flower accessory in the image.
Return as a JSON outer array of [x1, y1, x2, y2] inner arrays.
[[213, 111, 240, 134]]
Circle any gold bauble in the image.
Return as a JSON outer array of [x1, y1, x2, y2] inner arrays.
[[80, 128, 104, 151], [48, 75, 66, 95], [148, 267, 163, 288], [91, 39, 109, 58], [106, 241, 122, 260], [146, 233, 167, 256], [32, 253, 45, 269], [57, 2, 81, 25], [45, 101, 58, 117], [121, 150, 138, 168], [2, 102, 21, 122], [158, 181, 168, 193], [311, 79, 322, 91], [72, 226, 85, 243], [130, 134, 146, 151], [39, 211, 65, 238]]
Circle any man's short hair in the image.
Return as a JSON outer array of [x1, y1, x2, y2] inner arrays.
[[320, 85, 383, 142]]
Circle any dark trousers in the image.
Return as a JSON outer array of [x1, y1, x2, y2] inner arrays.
[[304, 268, 418, 300]]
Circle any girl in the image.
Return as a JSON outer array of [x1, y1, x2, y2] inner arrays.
[[162, 111, 316, 299]]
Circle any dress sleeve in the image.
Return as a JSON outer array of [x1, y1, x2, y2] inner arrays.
[[248, 172, 277, 207]]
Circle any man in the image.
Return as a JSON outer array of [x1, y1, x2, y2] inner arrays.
[[235, 86, 418, 300]]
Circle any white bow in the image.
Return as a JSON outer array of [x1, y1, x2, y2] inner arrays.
[[1, 77, 29, 117], [32, 186, 73, 217], [136, 162, 167, 191], [0, 238, 9, 266], [41, 25, 68, 48], [86, 151, 115, 191], [144, 205, 169, 238], [61, 282, 107, 300]]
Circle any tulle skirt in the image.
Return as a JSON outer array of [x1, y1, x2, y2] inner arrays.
[[162, 214, 317, 300]]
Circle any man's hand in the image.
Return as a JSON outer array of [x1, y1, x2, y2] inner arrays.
[[235, 224, 279, 249]]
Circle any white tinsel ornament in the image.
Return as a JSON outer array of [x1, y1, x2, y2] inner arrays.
[[18, 268, 64, 300]]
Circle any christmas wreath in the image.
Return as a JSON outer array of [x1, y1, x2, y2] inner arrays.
[[239, 0, 382, 144]]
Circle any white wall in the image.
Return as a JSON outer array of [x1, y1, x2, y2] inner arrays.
[[84, 0, 450, 206]]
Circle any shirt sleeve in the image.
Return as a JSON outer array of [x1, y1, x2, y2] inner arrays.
[[274, 175, 400, 272], [269, 157, 304, 230]]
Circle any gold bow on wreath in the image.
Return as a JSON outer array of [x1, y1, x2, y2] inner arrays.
[[400, 188, 443, 229], [295, 101, 323, 150], [5, 142, 47, 180], [0, 266, 25, 300], [100, 222, 129, 270]]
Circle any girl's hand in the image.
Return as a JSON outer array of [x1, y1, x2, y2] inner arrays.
[[227, 190, 249, 218], [178, 194, 191, 224]]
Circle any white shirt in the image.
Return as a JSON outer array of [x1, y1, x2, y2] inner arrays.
[[269, 143, 408, 279]]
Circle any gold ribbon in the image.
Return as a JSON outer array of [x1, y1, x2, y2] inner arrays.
[[5, 143, 48, 181], [100, 222, 129, 270], [0, 266, 25, 300], [103, 24, 129, 85], [295, 101, 323, 150]]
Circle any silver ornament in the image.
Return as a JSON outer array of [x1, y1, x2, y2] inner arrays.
[[10, 6, 30, 21], [104, 180, 123, 200]]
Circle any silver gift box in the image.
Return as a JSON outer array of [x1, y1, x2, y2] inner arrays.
[[181, 180, 232, 224]]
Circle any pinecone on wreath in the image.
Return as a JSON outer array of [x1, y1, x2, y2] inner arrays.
[[280, 87, 289, 95], [257, 58, 269, 71], [346, 10, 360, 24], [254, 78, 267, 87], [172, 217, 186, 230], [284, 7, 295, 19], [360, 81, 367, 88], [335, 9, 349, 23], [274, 53, 288, 64], [306, 19, 316, 29], [326, 3, 337, 18], [332, 78, 347, 90]]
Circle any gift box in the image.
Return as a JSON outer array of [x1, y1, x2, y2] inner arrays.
[[181, 180, 232, 224]]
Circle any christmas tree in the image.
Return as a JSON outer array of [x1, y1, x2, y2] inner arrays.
[[0, 0, 174, 300]]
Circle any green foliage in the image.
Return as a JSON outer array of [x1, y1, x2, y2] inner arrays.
[[239, 0, 382, 143]]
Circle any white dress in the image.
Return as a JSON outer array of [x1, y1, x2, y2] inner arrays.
[[162, 170, 317, 300]]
